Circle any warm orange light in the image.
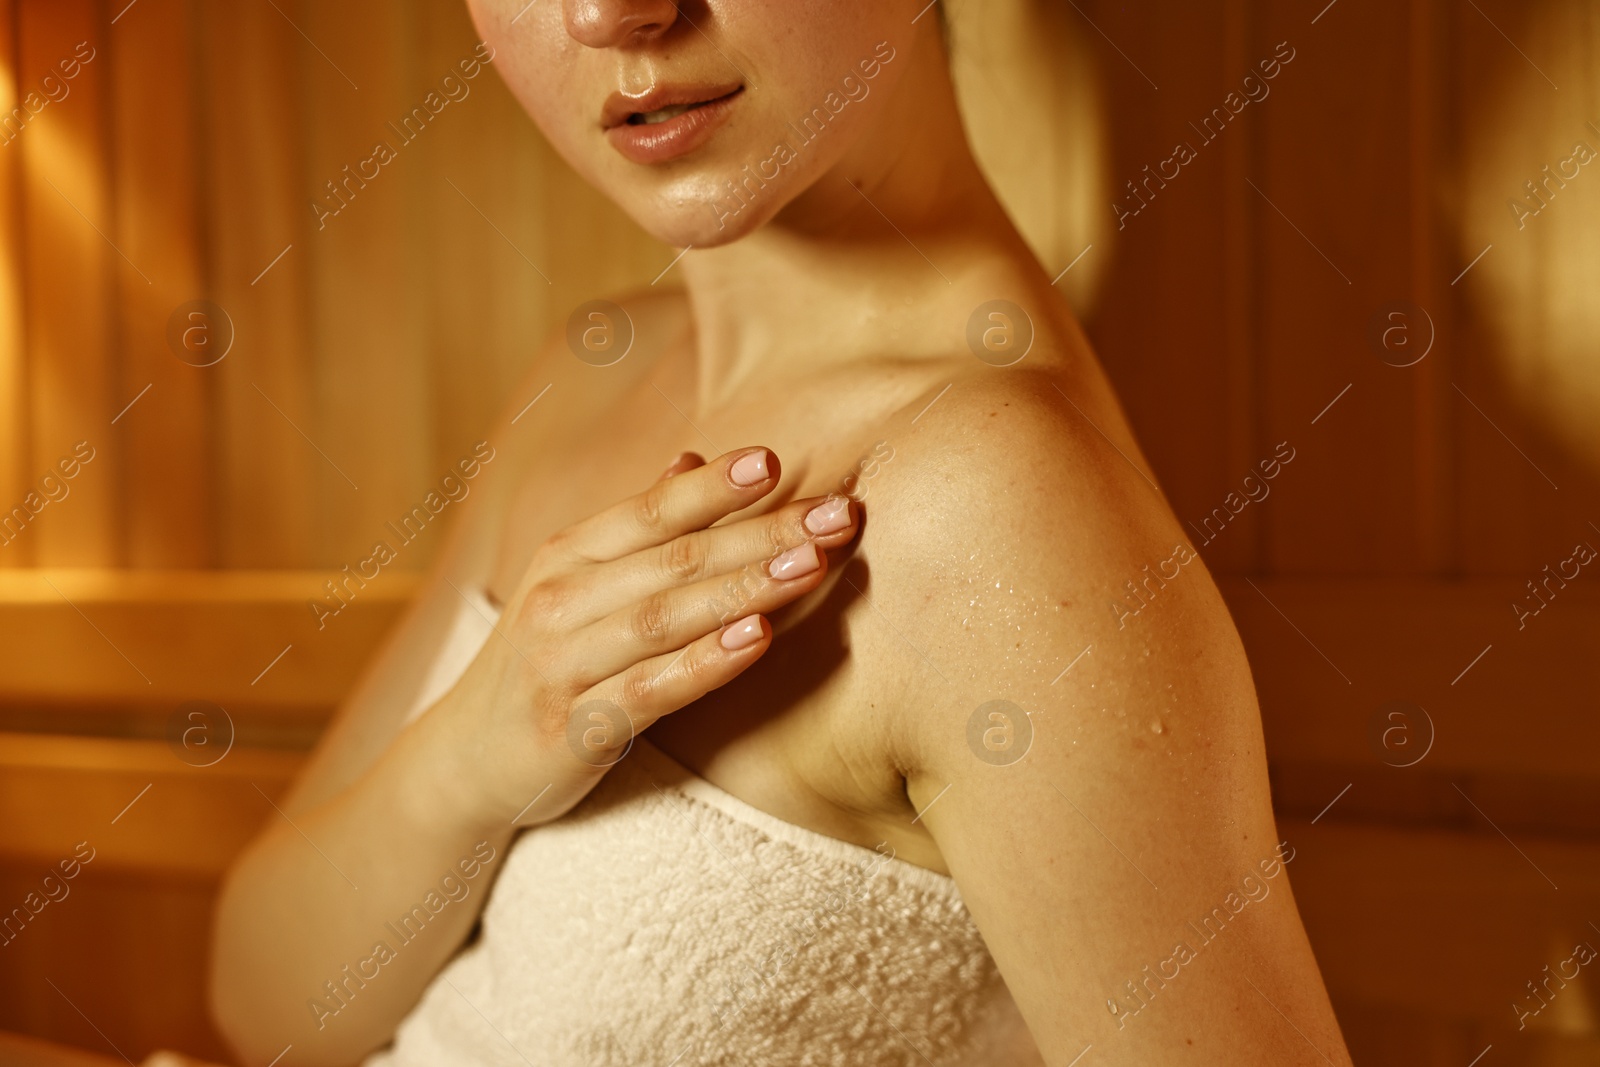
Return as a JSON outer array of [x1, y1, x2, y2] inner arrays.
[[1460, 0, 1600, 473]]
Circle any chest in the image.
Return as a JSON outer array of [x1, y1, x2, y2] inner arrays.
[[486, 364, 939, 865], [492, 374, 898, 567]]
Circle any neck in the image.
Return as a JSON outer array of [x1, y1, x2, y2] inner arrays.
[[675, 22, 1033, 413]]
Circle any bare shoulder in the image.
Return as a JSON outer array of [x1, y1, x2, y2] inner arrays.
[[868, 364, 1158, 528], [852, 364, 1264, 802], [857, 364, 1217, 636], [850, 365, 1344, 1061]]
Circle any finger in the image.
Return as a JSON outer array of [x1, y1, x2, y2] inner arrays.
[[568, 493, 857, 622], [555, 446, 779, 563], [659, 451, 706, 481], [570, 614, 772, 759], [562, 537, 829, 687]]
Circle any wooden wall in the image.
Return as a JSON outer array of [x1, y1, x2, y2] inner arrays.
[[1, 0, 1597, 1064], [1085, 0, 1600, 1062], [0, 0, 670, 575]]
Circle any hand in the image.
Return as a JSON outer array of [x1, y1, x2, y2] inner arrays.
[[433, 447, 859, 828]]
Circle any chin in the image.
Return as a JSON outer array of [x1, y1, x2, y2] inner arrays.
[[634, 207, 773, 250], [615, 171, 795, 249]]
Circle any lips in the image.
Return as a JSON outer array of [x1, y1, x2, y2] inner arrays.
[[602, 83, 743, 165]]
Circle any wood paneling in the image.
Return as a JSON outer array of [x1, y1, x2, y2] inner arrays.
[[1287, 817, 1600, 1062], [1257, 0, 1432, 576], [1080, 1, 1600, 1061], [198, 0, 316, 569], [300, 2, 431, 566], [19, 0, 117, 567], [1081, 0, 1257, 572], [109, 0, 210, 568], [0, 0, 26, 568], [1453, 0, 1600, 576], [0, 569, 417, 711], [1221, 578, 1600, 781], [0, 732, 302, 1062], [0, 732, 302, 877]]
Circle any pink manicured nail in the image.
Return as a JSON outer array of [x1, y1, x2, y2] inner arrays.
[[729, 449, 771, 487], [768, 542, 820, 580], [804, 496, 851, 535], [721, 615, 765, 650]]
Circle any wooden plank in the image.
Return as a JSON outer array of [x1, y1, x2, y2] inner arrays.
[[18, 0, 120, 566], [1284, 818, 1600, 1026], [1449, 0, 1600, 573], [411, 0, 562, 571], [0, 861, 233, 1062], [1, 735, 287, 1060], [0, 732, 302, 877], [196, 0, 315, 567], [1219, 577, 1600, 781], [413, 0, 538, 514], [1080, 0, 1244, 569], [1255, 0, 1425, 576], [108, 0, 211, 568], [1409, 0, 1453, 575], [0, 1031, 133, 1067], [1327, 998, 1597, 1067], [0, 0, 27, 570], [300, 0, 431, 567], [1220, 0, 1258, 569], [0, 569, 418, 711]]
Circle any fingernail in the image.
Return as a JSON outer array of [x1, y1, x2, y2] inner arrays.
[[721, 614, 765, 650], [768, 542, 820, 580], [804, 496, 852, 535], [729, 449, 771, 487]]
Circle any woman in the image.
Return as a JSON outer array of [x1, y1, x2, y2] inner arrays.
[[209, 2, 1353, 1065]]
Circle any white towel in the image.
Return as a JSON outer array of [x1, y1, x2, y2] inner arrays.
[[364, 593, 1044, 1066]]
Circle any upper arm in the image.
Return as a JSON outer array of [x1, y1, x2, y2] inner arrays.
[[862, 373, 1348, 1065]]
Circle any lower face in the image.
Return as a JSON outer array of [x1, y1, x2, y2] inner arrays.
[[465, 0, 920, 247]]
